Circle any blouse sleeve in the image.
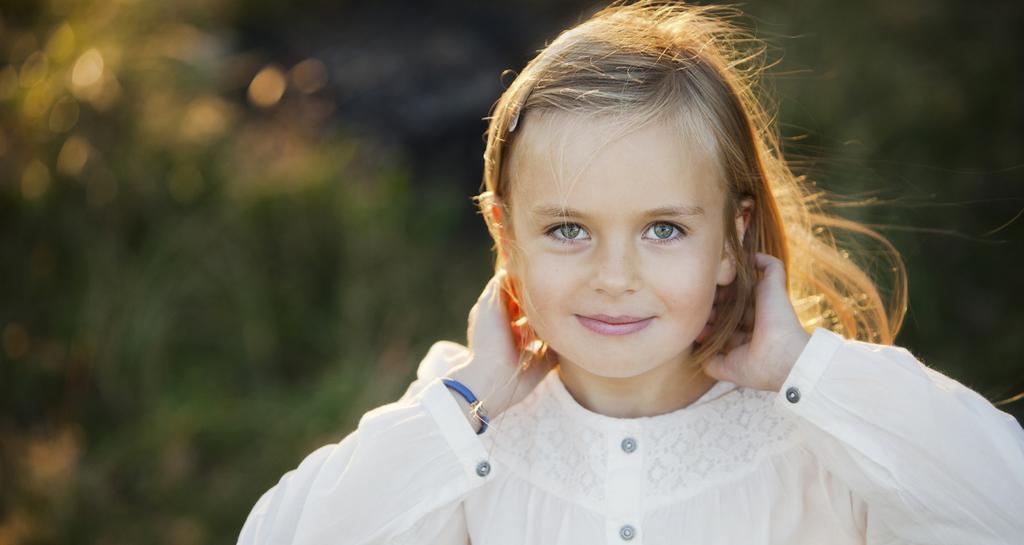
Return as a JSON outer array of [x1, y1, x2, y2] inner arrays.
[[237, 340, 486, 545], [773, 327, 1024, 544]]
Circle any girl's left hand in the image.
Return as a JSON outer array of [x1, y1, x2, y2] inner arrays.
[[700, 252, 811, 392]]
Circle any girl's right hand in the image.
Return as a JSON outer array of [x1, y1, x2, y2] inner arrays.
[[446, 270, 557, 423]]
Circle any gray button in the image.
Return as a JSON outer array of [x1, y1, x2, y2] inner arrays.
[[785, 386, 801, 403], [619, 524, 636, 540], [620, 437, 637, 453], [476, 460, 491, 477]]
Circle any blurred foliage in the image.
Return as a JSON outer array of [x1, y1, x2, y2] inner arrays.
[[0, 0, 488, 542], [0, 0, 1021, 543]]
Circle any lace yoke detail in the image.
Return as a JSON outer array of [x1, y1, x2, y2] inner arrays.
[[481, 369, 800, 512], [485, 381, 611, 505], [640, 387, 798, 498]]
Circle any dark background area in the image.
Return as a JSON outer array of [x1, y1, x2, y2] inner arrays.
[[1, 0, 1021, 542]]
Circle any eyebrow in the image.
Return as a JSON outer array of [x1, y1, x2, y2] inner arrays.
[[530, 204, 705, 220]]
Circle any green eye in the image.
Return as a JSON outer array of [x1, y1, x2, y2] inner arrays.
[[645, 222, 687, 243], [545, 222, 588, 244], [652, 224, 675, 239], [559, 224, 582, 239]]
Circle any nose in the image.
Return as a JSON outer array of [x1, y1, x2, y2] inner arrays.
[[589, 237, 642, 296]]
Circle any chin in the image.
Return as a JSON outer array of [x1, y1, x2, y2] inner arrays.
[[554, 341, 678, 379], [551, 329, 699, 376]]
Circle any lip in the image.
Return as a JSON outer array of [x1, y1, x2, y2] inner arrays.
[[576, 314, 654, 336]]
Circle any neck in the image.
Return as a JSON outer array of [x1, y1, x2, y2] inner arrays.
[[555, 349, 719, 419]]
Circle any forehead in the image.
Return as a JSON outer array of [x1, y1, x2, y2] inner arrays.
[[507, 111, 725, 219]]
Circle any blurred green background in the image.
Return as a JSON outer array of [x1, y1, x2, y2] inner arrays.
[[1, 0, 1021, 542]]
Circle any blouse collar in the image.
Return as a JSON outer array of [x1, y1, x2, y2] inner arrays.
[[540, 366, 739, 432]]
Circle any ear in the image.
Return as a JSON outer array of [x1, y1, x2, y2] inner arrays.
[[716, 197, 754, 286]]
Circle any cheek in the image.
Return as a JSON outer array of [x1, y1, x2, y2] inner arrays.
[[514, 254, 577, 331], [653, 255, 719, 324]]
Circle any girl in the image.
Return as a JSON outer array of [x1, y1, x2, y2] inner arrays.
[[238, 2, 1024, 544]]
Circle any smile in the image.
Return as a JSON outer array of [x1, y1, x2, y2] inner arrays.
[[575, 315, 654, 336]]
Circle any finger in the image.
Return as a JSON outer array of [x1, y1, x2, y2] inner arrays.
[[471, 270, 513, 334], [752, 252, 797, 316], [477, 270, 502, 306], [753, 252, 785, 286], [491, 269, 509, 296]]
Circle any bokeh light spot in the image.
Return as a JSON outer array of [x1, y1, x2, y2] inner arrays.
[[57, 135, 90, 177], [21, 160, 51, 200], [248, 64, 286, 108], [26, 426, 82, 494], [181, 96, 231, 142], [72, 48, 104, 89], [290, 58, 328, 94], [45, 22, 76, 62], [49, 95, 80, 133]]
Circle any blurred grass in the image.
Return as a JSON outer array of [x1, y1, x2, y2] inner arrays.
[[0, 0, 1021, 543]]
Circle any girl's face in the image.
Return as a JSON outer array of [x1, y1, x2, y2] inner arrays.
[[504, 113, 743, 379]]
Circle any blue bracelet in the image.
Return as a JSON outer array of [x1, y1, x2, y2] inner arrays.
[[441, 378, 489, 435]]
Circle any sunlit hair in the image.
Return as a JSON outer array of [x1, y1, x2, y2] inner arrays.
[[472, 0, 907, 380]]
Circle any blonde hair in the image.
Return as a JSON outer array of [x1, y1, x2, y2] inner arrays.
[[472, 0, 907, 376]]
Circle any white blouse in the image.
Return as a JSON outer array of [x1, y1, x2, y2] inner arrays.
[[237, 327, 1024, 544]]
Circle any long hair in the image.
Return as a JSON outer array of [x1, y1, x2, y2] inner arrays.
[[472, 0, 907, 378]]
